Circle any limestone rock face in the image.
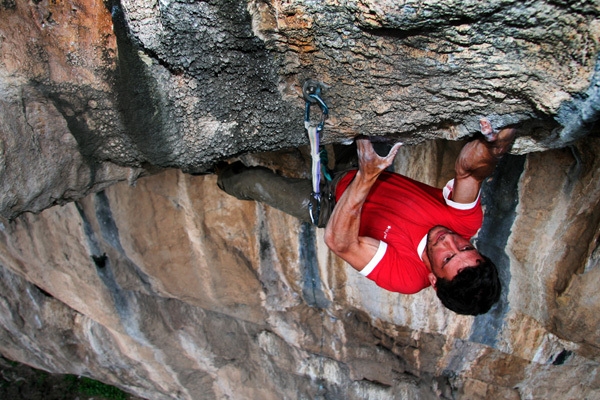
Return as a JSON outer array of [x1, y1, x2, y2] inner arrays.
[[0, 138, 599, 399], [0, 0, 599, 399], [1, 0, 599, 218]]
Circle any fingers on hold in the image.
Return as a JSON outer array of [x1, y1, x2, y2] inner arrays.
[[479, 118, 494, 136]]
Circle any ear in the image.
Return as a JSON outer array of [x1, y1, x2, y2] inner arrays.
[[428, 273, 437, 290]]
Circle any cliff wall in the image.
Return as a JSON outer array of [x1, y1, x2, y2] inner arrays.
[[0, 0, 599, 398]]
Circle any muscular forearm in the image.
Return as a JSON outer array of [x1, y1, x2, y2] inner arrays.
[[324, 138, 401, 270], [456, 128, 516, 182], [324, 171, 376, 254], [452, 126, 516, 203]]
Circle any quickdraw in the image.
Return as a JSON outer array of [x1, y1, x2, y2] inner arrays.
[[303, 79, 329, 226]]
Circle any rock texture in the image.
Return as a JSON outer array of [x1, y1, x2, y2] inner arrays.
[[0, 0, 599, 399], [0, 138, 599, 399], [1, 0, 599, 218]]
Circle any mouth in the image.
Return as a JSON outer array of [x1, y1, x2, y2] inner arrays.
[[434, 231, 446, 245], [431, 228, 452, 246]]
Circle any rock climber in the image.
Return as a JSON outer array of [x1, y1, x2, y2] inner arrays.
[[217, 119, 516, 315]]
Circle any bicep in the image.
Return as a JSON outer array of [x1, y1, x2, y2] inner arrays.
[[329, 235, 382, 272], [451, 175, 482, 204], [452, 140, 492, 204]]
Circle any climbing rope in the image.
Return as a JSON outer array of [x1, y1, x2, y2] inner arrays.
[[303, 79, 329, 226]]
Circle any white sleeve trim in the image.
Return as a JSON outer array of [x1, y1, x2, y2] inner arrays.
[[417, 234, 427, 261], [443, 179, 480, 210], [360, 241, 387, 276]]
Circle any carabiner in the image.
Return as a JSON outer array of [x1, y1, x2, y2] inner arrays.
[[302, 79, 330, 226], [303, 80, 329, 132]]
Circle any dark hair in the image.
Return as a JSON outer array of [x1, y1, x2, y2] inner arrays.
[[435, 255, 501, 315]]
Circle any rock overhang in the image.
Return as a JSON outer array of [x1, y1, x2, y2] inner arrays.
[[0, 0, 599, 216]]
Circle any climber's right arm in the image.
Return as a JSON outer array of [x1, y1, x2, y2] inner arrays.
[[451, 120, 516, 204]]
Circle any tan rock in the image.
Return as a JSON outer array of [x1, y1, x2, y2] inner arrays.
[[0, 0, 599, 398]]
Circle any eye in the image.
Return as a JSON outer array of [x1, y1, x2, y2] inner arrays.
[[461, 245, 474, 251]]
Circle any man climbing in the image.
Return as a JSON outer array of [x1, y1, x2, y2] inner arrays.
[[217, 119, 516, 315]]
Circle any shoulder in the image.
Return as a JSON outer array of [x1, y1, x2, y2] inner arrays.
[[362, 242, 431, 294]]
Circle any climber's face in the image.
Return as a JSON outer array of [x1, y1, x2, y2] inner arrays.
[[423, 226, 484, 288]]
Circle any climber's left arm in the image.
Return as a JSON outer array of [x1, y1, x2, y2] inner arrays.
[[324, 137, 402, 271]]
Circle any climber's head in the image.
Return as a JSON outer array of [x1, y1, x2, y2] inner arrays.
[[423, 226, 501, 315]]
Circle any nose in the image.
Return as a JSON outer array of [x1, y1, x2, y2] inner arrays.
[[440, 233, 460, 250]]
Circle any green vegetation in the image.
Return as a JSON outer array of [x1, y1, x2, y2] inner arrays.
[[1, 355, 139, 400], [66, 375, 129, 400]]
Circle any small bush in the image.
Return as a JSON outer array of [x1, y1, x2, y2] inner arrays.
[[66, 375, 128, 400]]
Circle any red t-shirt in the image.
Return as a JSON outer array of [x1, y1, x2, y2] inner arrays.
[[335, 170, 483, 294]]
